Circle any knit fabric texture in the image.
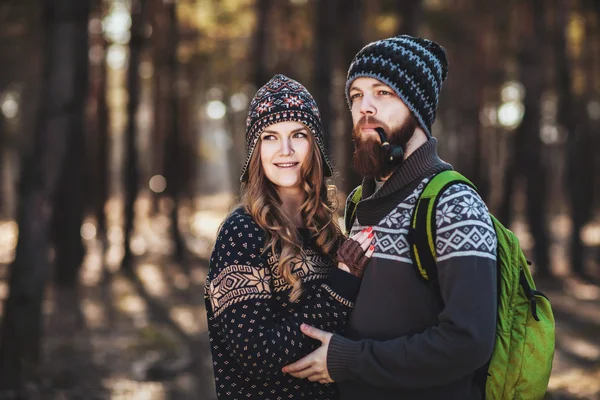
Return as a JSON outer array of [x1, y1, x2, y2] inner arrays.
[[204, 208, 360, 399], [240, 74, 333, 182], [345, 35, 449, 137]]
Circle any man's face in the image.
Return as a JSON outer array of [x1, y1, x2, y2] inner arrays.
[[349, 77, 416, 179], [349, 77, 413, 142]]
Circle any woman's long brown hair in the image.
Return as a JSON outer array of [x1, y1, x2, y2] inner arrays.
[[241, 129, 343, 302]]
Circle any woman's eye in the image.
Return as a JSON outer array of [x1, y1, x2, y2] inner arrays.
[[261, 134, 276, 141], [293, 132, 307, 139], [350, 93, 362, 99]]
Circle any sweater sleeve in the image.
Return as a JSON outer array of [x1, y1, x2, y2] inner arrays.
[[327, 184, 497, 388], [205, 211, 361, 379]]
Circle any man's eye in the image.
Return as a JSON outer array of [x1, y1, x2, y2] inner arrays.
[[350, 93, 362, 99], [379, 90, 392, 96]]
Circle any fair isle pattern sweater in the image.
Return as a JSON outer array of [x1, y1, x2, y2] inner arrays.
[[328, 138, 498, 400], [205, 208, 360, 400]]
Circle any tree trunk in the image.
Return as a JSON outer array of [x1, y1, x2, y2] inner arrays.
[[396, 0, 423, 36], [96, 38, 109, 250], [252, 0, 270, 89], [498, 135, 516, 226], [0, 115, 4, 216], [468, 0, 493, 202], [517, 0, 551, 276], [339, 0, 364, 194], [122, 0, 147, 272], [150, 0, 168, 215], [164, 1, 186, 267], [95, 35, 115, 325], [0, 0, 90, 390], [313, 0, 336, 155]]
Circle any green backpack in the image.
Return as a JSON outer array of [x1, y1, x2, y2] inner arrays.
[[345, 170, 555, 400]]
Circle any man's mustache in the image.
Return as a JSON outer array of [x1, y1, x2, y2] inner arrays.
[[354, 117, 391, 136]]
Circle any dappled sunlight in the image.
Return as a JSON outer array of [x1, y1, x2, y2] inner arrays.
[[105, 378, 166, 400], [550, 292, 600, 322], [108, 226, 125, 245], [558, 335, 600, 362], [548, 367, 600, 398], [190, 210, 227, 240], [81, 247, 104, 287], [113, 278, 149, 327], [81, 298, 107, 330], [106, 245, 125, 272], [190, 266, 207, 286], [117, 294, 148, 328], [550, 243, 570, 277], [193, 193, 235, 213], [187, 209, 228, 258], [509, 220, 533, 251], [130, 234, 148, 256], [105, 197, 125, 226], [179, 205, 194, 234], [169, 305, 206, 335], [137, 263, 169, 298], [0, 220, 17, 263], [563, 277, 600, 302], [173, 272, 190, 290], [581, 223, 600, 246], [550, 213, 572, 239], [118, 294, 146, 314], [81, 221, 97, 240], [0, 280, 8, 300]]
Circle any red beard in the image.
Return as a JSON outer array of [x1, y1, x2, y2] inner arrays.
[[352, 115, 418, 180]]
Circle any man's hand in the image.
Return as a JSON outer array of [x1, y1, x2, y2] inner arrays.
[[282, 324, 334, 384]]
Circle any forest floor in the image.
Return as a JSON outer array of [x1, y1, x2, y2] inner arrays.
[[0, 195, 599, 399]]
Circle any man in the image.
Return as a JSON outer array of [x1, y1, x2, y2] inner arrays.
[[282, 35, 498, 400]]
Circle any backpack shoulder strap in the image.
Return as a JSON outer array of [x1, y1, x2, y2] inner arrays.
[[410, 171, 477, 291], [344, 185, 363, 234]]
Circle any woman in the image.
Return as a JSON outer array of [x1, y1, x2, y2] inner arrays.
[[204, 74, 374, 400]]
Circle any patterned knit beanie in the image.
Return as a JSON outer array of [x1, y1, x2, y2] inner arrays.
[[345, 35, 449, 137], [240, 74, 333, 182]]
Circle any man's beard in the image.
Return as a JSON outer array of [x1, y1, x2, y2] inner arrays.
[[352, 115, 418, 180]]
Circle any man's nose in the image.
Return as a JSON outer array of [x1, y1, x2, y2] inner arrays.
[[360, 95, 376, 116]]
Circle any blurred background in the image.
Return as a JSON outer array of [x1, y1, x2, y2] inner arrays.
[[0, 0, 599, 398]]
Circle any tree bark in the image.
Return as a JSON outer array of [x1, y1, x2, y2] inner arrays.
[[252, 0, 271, 89], [149, 0, 168, 215], [0, 0, 90, 390], [557, 0, 594, 276], [0, 115, 4, 216], [313, 0, 336, 155], [164, 1, 186, 267], [517, 0, 551, 276], [339, 0, 364, 194], [122, 0, 147, 272], [96, 38, 109, 250], [396, 0, 423, 36]]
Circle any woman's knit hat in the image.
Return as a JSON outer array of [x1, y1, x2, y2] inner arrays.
[[240, 74, 333, 182]]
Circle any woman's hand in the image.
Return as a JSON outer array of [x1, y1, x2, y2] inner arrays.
[[336, 227, 375, 278]]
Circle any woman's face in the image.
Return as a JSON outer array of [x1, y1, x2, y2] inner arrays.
[[259, 121, 311, 195]]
